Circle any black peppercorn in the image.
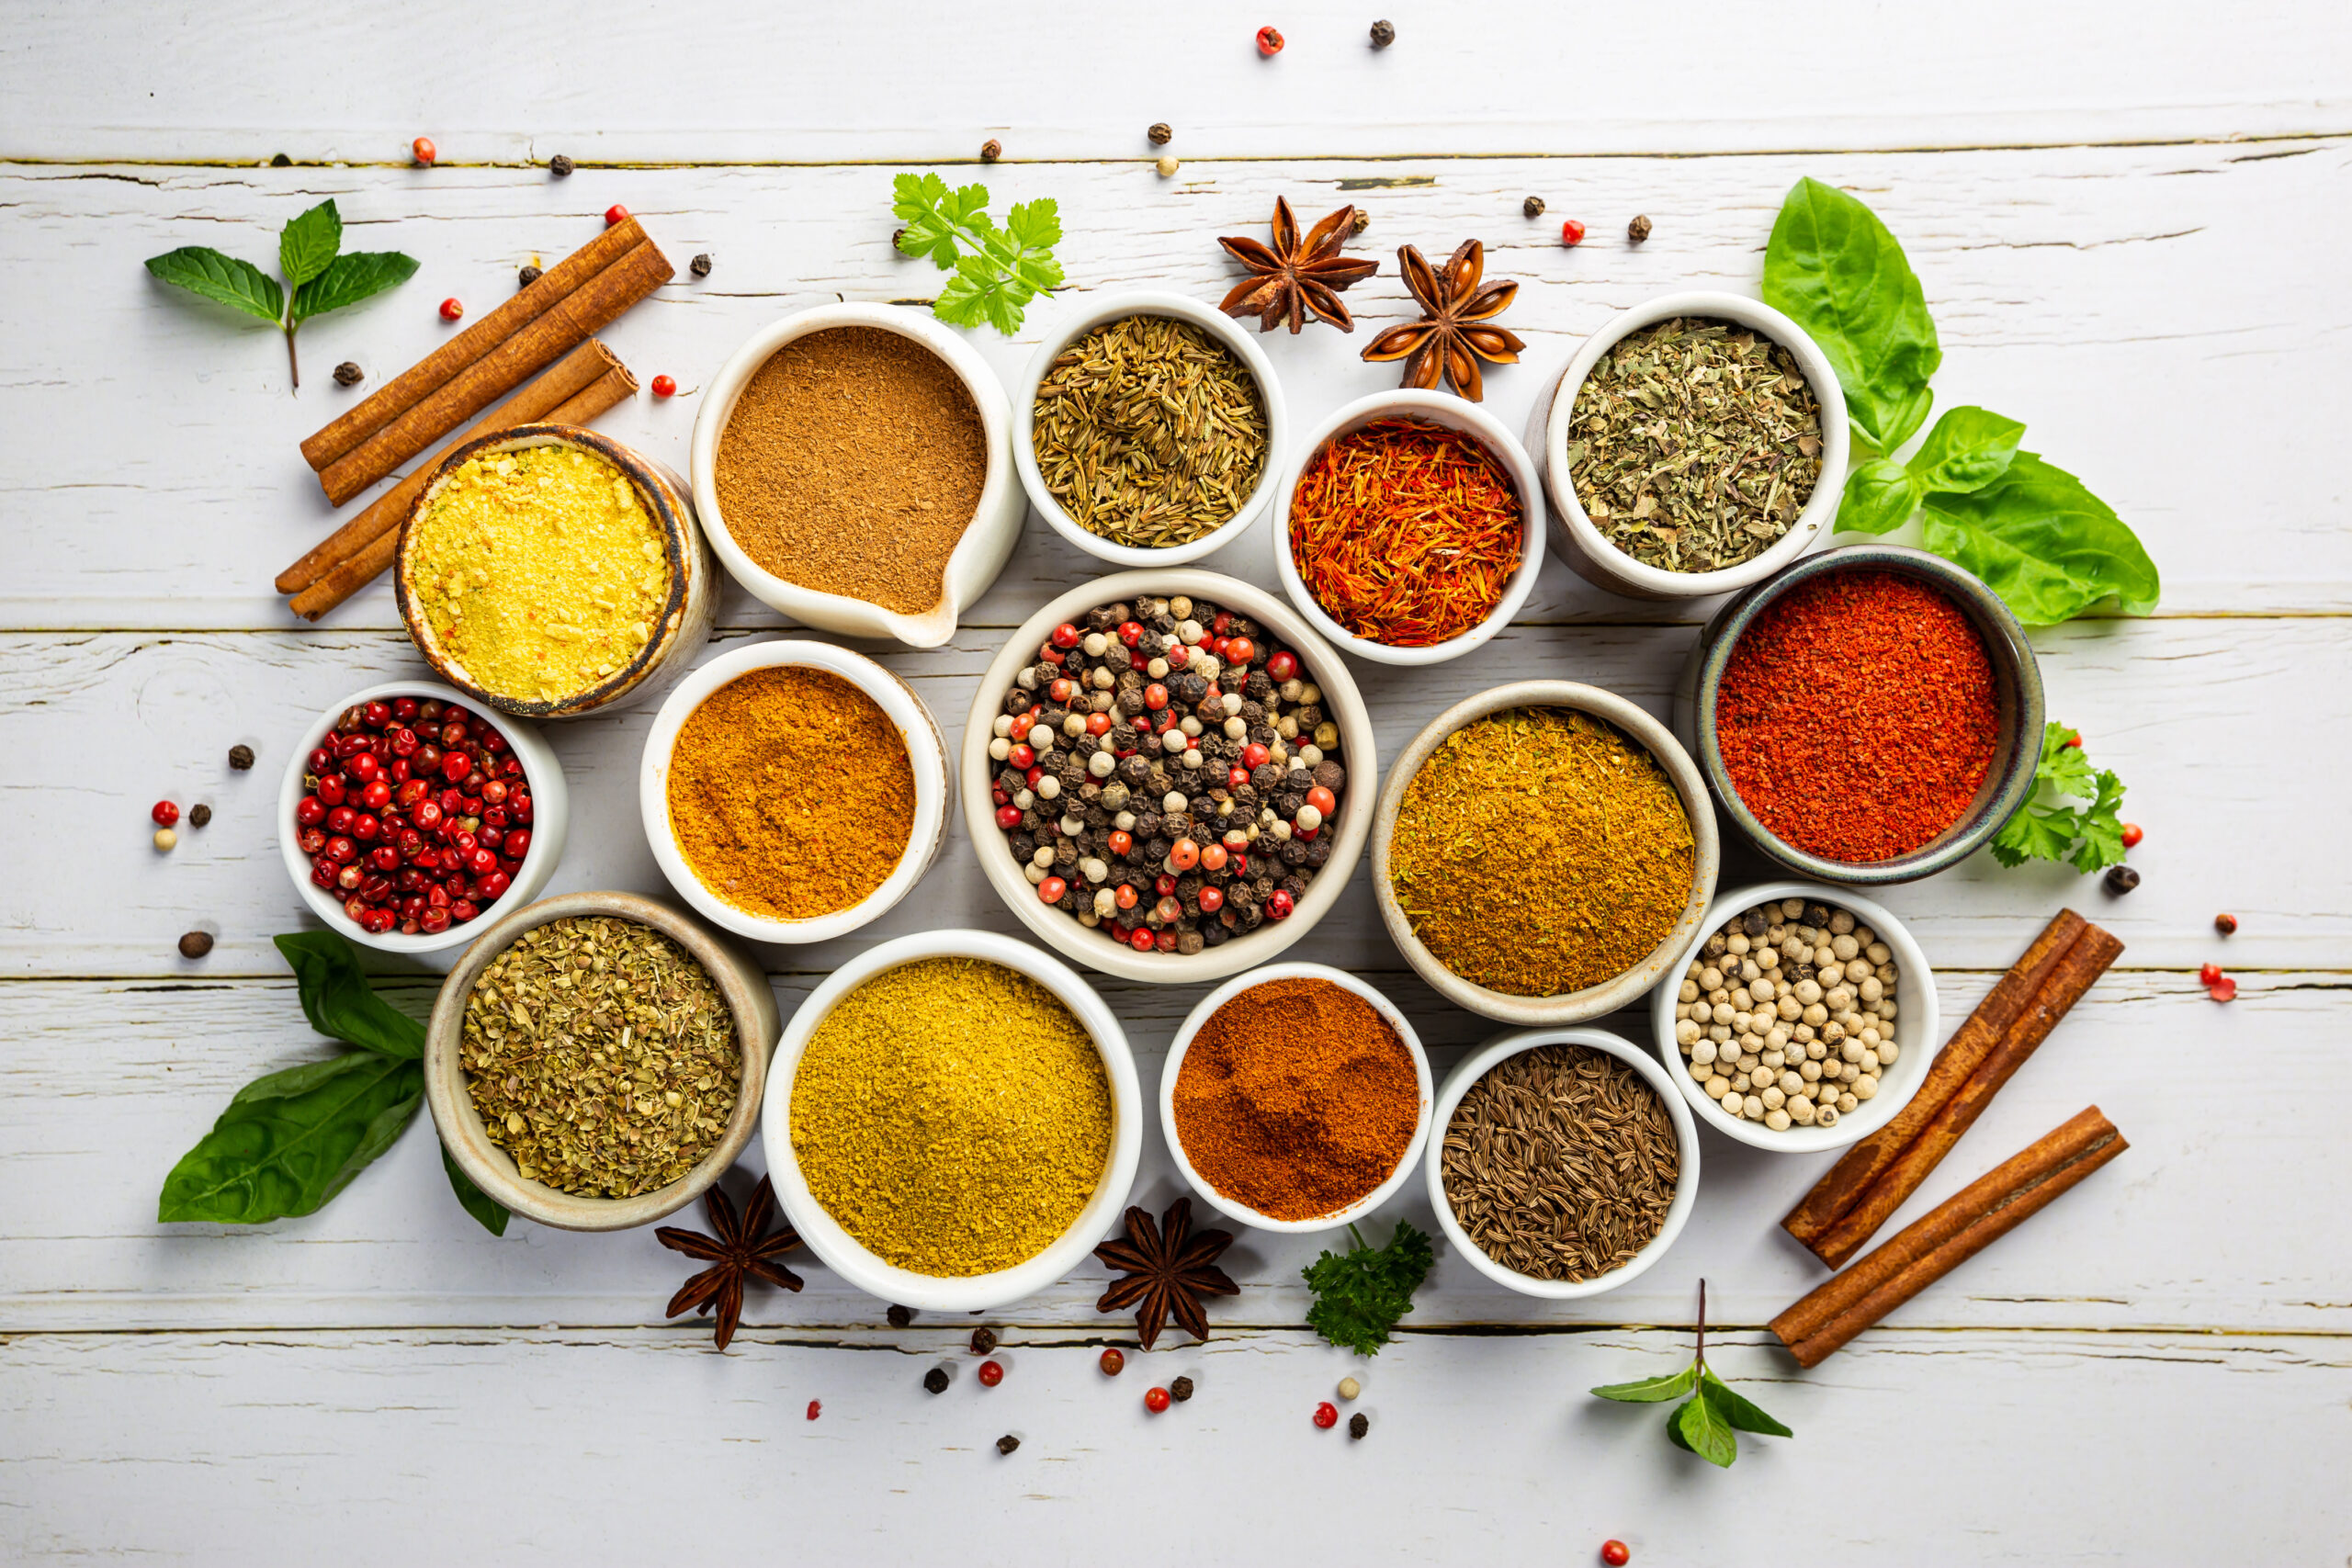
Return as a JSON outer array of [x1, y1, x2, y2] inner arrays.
[[548, 153, 575, 177], [1740, 908, 1767, 938], [887, 1304, 912, 1328], [1148, 122, 1173, 146], [2104, 864, 2141, 896], [332, 362, 364, 388], [995, 1434, 1021, 1455], [980, 138, 1001, 163], [228, 744, 256, 771], [1349, 1412, 1369, 1439], [1522, 196, 1545, 219], [270, 152, 291, 167], [1369, 18, 1396, 46], [1628, 214, 1653, 243], [188, 803, 212, 829], [177, 931, 213, 960], [517, 264, 543, 289], [1804, 903, 1833, 931], [970, 1325, 998, 1355], [690, 252, 713, 278], [923, 1367, 949, 1394], [1170, 1375, 1194, 1402]]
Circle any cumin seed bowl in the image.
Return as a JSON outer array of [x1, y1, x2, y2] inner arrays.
[[424, 889, 779, 1233], [1371, 681, 1720, 1026], [1523, 290, 1849, 602], [1013, 291, 1289, 569]]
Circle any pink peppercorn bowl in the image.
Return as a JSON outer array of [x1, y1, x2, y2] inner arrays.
[[275, 679, 570, 954]]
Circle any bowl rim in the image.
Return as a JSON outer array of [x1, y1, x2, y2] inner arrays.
[[687, 301, 1017, 647], [275, 679, 567, 954], [1012, 290, 1290, 569], [1690, 543, 2048, 885], [637, 638, 952, 945], [1424, 1025, 1701, 1299], [1157, 961, 1435, 1234], [758, 928, 1144, 1312], [1646, 880, 1940, 1153], [1541, 289, 1850, 598], [1371, 681, 1721, 1024], [424, 888, 779, 1231], [1270, 389, 1548, 668], [958, 568, 1378, 985]]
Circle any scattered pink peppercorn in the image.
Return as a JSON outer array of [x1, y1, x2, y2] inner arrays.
[[650, 375, 677, 399], [1601, 1542, 1632, 1567], [1256, 25, 1284, 55], [2199, 963, 2223, 987], [2061, 731, 2083, 749], [2209, 976, 2238, 1002], [1313, 1401, 1339, 1429], [151, 800, 181, 828], [2214, 912, 2237, 935], [1144, 1385, 1170, 1414], [978, 1359, 1004, 1387], [2120, 822, 2143, 848], [1099, 1348, 1125, 1377], [805, 1400, 821, 1421], [438, 298, 464, 321], [1560, 219, 1587, 246], [412, 137, 436, 166], [605, 204, 630, 226]]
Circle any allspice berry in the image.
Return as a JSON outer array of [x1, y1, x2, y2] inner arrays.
[[178, 931, 214, 959], [690, 253, 713, 278], [1522, 196, 1545, 219], [1370, 18, 1396, 47], [1148, 122, 1172, 146], [1169, 1375, 1195, 1402], [1628, 214, 1654, 243], [2215, 912, 2239, 935], [517, 264, 543, 289], [1349, 1412, 1370, 1439], [548, 153, 575, 177], [970, 1326, 999, 1355], [922, 1367, 949, 1394], [2104, 864, 2141, 896], [995, 1434, 1021, 1456], [979, 138, 1001, 163], [228, 743, 256, 770], [886, 1304, 912, 1328], [188, 803, 212, 829], [332, 362, 364, 388]]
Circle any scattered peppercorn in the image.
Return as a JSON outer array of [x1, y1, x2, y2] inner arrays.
[[517, 265, 542, 289], [690, 253, 713, 278], [1148, 123, 1173, 146], [2120, 822, 2143, 848], [178, 931, 214, 959], [152, 800, 180, 828], [188, 803, 212, 829], [2209, 976, 2238, 1003], [2215, 912, 2238, 935], [1170, 1375, 1194, 1402], [604, 204, 629, 227], [887, 1304, 912, 1327], [1601, 1542, 1632, 1567], [549, 153, 575, 177], [1336, 1376, 1361, 1401], [1560, 219, 1587, 246], [229, 744, 256, 771], [270, 153, 291, 167], [1370, 18, 1396, 47], [1628, 215, 1653, 243], [412, 137, 436, 166], [2199, 963, 2223, 986], [1313, 1401, 1339, 1429], [980, 139, 1001, 163], [650, 375, 677, 399], [996, 1434, 1020, 1455], [1257, 25, 1284, 55], [1522, 196, 1545, 219], [1144, 1386, 1170, 1414], [333, 362, 364, 388], [153, 829, 177, 852], [1348, 1412, 1369, 1439], [806, 1399, 821, 1420], [923, 1367, 949, 1394], [1156, 155, 1181, 179], [2103, 864, 2140, 896], [971, 1326, 999, 1355], [978, 1359, 1004, 1387], [1099, 1348, 1125, 1376], [439, 298, 464, 321]]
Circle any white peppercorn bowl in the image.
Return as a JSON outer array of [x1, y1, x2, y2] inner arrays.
[[1648, 882, 1939, 1155], [1425, 1026, 1701, 1300], [689, 302, 1024, 649], [959, 569, 1376, 986], [1371, 681, 1720, 1025], [1159, 962, 1433, 1235], [1522, 290, 1849, 601], [276, 679, 570, 955], [638, 638, 951, 945], [1271, 390, 1546, 667], [424, 889, 779, 1232], [1013, 290, 1289, 569], [759, 929, 1144, 1312]]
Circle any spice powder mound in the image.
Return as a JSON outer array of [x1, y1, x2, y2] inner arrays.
[[713, 326, 987, 615], [666, 666, 915, 922], [1387, 707, 1695, 997], [789, 957, 1113, 1277], [1172, 976, 1419, 1222]]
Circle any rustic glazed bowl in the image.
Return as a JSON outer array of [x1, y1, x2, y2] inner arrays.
[[690, 302, 1023, 649], [1159, 962, 1433, 1235], [759, 929, 1143, 1312], [1523, 290, 1849, 602], [1272, 389, 1547, 668], [1373, 681, 1720, 1026], [639, 639, 952, 946], [1425, 1026, 1701, 1300], [1648, 881, 1939, 1155], [1674, 543, 2046, 885], [276, 679, 570, 955], [395, 424, 718, 720], [424, 890, 779, 1233], [1013, 291, 1289, 569], [960, 569, 1377, 986]]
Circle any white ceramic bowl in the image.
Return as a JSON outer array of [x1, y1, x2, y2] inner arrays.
[[690, 303, 1024, 648], [1523, 290, 1850, 602], [277, 680, 570, 955], [1426, 1026, 1701, 1300], [760, 930, 1143, 1312], [639, 639, 952, 945], [1648, 881, 1939, 1154], [1013, 291, 1289, 569], [960, 569, 1377, 985], [1272, 390, 1546, 667], [1159, 962, 1433, 1234]]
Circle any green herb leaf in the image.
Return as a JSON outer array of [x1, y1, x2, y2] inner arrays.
[[157, 1051, 424, 1224], [442, 1141, 510, 1235], [887, 175, 1059, 334], [1701, 1371, 1793, 1438], [1672, 1388, 1739, 1468], [1908, 405, 2026, 495], [1837, 456, 1924, 535], [2036, 723, 2098, 801], [1990, 722, 2132, 872], [1761, 176, 1941, 451], [144, 246, 285, 324], [1301, 1220, 1435, 1357], [1590, 1364, 1700, 1403], [2069, 769, 2129, 873], [278, 197, 343, 288], [1989, 800, 2081, 868], [274, 931, 423, 1059], [892, 173, 993, 270], [290, 250, 420, 327], [1920, 450, 2160, 624]]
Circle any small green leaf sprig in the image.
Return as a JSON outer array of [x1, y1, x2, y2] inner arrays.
[[1590, 1280, 1792, 1468], [144, 199, 417, 390], [889, 173, 1063, 334], [1302, 1219, 1435, 1357], [1991, 722, 2130, 873]]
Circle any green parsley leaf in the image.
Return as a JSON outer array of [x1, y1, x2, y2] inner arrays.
[[2069, 769, 2128, 873], [278, 197, 343, 288], [1990, 722, 2132, 873], [1590, 1364, 1699, 1403], [144, 246, 285, 324], [887, 175, 1060, 334], [1301, 1220, 1434, 1357]]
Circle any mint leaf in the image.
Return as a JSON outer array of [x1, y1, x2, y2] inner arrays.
[[1701, 1371, 1793, 1438], [1920, 451, 2159, 623], [290, 250, 419, 326], [443, 1141, 510, 1235], [1591, 1365, 1699, 1403], [278, 197, 342, 288], [158, 1051, 424, 1224], [1302, 1221, 1435, 1357], [1761, 177, 1941, 450], [1837, 457, 1923, 535], [1673, 1389, 1739, 1467], [1908, 405, 2025, 494], [274, 931, 423, 1059], [145, 246, 284, 324]]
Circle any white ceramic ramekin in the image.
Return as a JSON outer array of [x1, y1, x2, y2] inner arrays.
[[1159, 962, 1433, 1234], [1013, 291, 1289, 569], [638, 639, 951, 945], [1272, 390, 1547, 667], [690, 303, 1024, 648], [760, 930, 1143, 1312], [1426, 1026, 1701, 1300], [1522, 290, 1850, 601], [277, 679, 570, 955], [1649, 881, 1939, 1154]]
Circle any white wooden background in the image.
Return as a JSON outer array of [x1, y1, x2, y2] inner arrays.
[[3, 3, 2348, 1562]]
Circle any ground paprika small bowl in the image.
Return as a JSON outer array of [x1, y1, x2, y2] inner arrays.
[[1159, 961, 1434, 1235]]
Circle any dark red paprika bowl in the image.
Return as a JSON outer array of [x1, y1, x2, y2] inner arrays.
[[1676, 544, 2044, 886]]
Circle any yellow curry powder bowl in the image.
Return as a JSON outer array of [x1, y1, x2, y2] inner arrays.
[[395, 424, 718, 720]]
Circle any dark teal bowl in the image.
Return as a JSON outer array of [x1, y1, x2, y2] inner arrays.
[[1685, 544, 2044, 886]]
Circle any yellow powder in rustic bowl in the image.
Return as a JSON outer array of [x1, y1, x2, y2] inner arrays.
[[407, 444, 667, 703], [667, 665, 917, 921]]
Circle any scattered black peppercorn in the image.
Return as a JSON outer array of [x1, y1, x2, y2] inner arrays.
[[1349, 209, 1369, 237], [995, 1434, 1021, 1455], [922, 1367, 949, 1394], [1370, 18, 1396, 47], [188, 803, 212, 829], [1148, 122, 1173, 146], [1522, 196, 1545, 219], [228, 743, 256, 771], [1628, 214, 1654, 243], [177, 931, 214, 960], [332, 362, 364, 388], [970, 1326, 999, 1355], [980, 138, 1001, 163], [2103, 864, 2141, 896], [270, 153, 291, 168], [1349, 1412, 1369, 1439], [887, 1304, 912, 1327], [548, 153, 575, 177], [517, 264, 543, 290], [1169, 1375, 1194, 1402], [2214, 912, 2238, 935], [690, 252, 713, 278]]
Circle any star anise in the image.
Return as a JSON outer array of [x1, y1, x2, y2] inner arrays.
[[656, 1174, 805, 1351], [1093, 1196, 1239, 1350], [1216, 196, 1379, 333], [1360, 238, 1526, 401]]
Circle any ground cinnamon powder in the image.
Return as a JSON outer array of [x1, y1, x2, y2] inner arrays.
[[713, 326, 987, 615], [1172, 977, 1419, 1222]]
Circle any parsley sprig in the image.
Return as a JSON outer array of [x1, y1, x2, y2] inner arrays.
[[1301, 1219, 1434, 1357], [1590, 1280, 1792, 1468], [890, 174, 1062, 334], [1990, 722, 2130, 873]]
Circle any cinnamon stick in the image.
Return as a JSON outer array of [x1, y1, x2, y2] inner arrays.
[[315, 235, 671, 505], [1783, 909, 2089, 1255], [1770, 1106, 2128, 1367], [287, 361, 639, 622], [299, 217, 648, 474]]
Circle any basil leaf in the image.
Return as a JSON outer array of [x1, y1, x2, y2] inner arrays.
[[1672, 1391, 1738, 1468], [144, 246, 284, 324], [274, 931, 423, 1059], [1701, 1371, 1793, 1438], [158, 1052, 424, 1224], [290, 250, 419, 326], [1591, 1364, 1699, 1403], [1762, 177, 1941, 451], [442, 1141, 510, 1235], [278, 197, 342, 288], [1920, 451, 2160, 623], [1909, 406, 2026, 495], [1837, 457, 1924, 536]]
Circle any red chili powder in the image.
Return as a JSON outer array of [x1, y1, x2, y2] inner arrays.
[[1714, 570, 1999, 863]]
